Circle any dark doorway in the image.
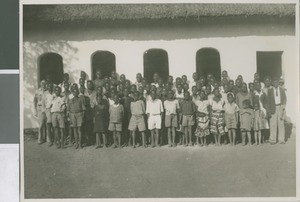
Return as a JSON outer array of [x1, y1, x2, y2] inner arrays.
[[256, 51, 283, 81], [196, 48, 221, 81], [38, 53, 63, 85], [91, 51, 116, 80], [144, 49, 169, 83]]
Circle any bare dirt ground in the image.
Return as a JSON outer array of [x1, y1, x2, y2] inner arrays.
[[24, 128, 296, 198]]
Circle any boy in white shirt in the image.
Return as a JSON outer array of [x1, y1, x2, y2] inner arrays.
[[146, 90, 164, 147]]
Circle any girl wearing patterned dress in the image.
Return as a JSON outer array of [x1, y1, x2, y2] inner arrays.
[[209, 89, 225, 146], [194, 91, 210, 146]]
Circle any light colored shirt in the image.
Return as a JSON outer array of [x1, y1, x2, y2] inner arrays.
[[50, 96, 66, 113], [34, 88, 46, 111], [134, 81, 143, 89], [174, 90, 184, 99], [131, 100, 146, 115], [146, 99, 164, 115], [209, 98, 225, 111], [164, 100, 179, 115], [109, 104, 124, 123], [224, 102, 239, 114], [273, 87, 281, 105], [195, 100, 209, 115], [151, 82, 159, 88], [44, 91, 54, 109]]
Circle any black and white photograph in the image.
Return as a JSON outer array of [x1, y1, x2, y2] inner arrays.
[[20, 0, 299, 201]]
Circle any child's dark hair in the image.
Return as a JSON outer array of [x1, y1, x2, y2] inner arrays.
[[242, 99, 251, 108]]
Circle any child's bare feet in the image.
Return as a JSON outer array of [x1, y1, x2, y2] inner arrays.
[[172, 143, 177, 147], [75, 144, 79, 149]]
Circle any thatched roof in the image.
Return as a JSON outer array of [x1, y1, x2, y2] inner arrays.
[[24, 4, 295, 23]]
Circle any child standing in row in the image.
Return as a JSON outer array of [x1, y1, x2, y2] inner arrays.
[[209, 89, 225, 146], [194, 91, 210, 146], [146, 90, 164, 147], [93, 95, 109, 149], [240, 99, 254, 146], [224, 93, 239, 146], [129, 91, 147, 148], [164, 90, 179, 147], [109, 94, 124, 148], [180, 92, 196, 146], [253, 101, 266, 145]]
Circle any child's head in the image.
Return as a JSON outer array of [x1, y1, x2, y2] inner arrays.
[[104, 82, 110, 90], [138, 86, 144, 94], [125, 80, 131, 88], [120, 74, 126, 82], [136, 73, 142, 82], [192, 72, 198, 81], [248, 82, 254, 92], [72, 87, 79, 97], [199, 76, 206, 86], [111, 71, 117, 80], [176, 83, 183, 92], [191, 86, 197, 95], [167, 90, 174, 100], [175, 77, 182, 85], [87, 80, 94, 90], [272, 78, 279, 88], [96, 86, 103, 95], [196, 81, 202, 90], [167, 75, 173, 84], [264, 76, 271, 87], [199, 90, 206, 100], [227, 93, 234, 103], [205, 85, 211, 94], [131, 84, 137, 93], [184, 91, 190, 100], [235, 78, 242, 87], [181, 75, 187, 83], [145, 83, 151, 91], [279, 78, 284, 87], [254, 72, 260, 81], [80, 71, 86, 80], [241, 82, 248, 92], [46, 82, 53, 92], [118, 83, 124, 91], [161, 87, 167, 96], [150, 90, 156, 100], [213, 88, 221, 97], [242, 99, 251, 109], [113, 94, 120, 104], [96, 69, 101, 79], [123, 88, 130, 97], [158, 78, 164, 87], [142, 78, 147, 87], [223, 83, 229, 93], [183, 83, 189, 92], [54, 86, 61, 96], [63, 73, 69, 82], [153, 73, 159, 82], [213, 81, 219, 90], [255, 82, 261, 91], [150, 85, 157, 92], [222, 70, 228, 78], [237, 75, 243, 82], [96, 95, 103, 105], [40, 80, 47, 89], [133, 91, 140, 101], [79, 78, 85, 87], [63, 81, 70, 91]]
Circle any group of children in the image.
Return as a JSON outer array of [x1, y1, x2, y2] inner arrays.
[[34, 69, 287, 149]]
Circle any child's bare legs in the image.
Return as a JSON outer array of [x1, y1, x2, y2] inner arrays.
[[150, 130, 155, 147], [117, 131, 121, 148], [95, 133, 100, 148], [141, 131, 146, 147], [102, 133, 107, 147], [241, 131, 246, 145], [54, 127, 60, 148], [73, 127, 78, 149], [214, 134, 218, 146], [172, 127, 176, 146], [258, 130, 261, 145], [247, 131, 251, 146], [228, 129, 232, 145], [203, 136, 207, 146], [197, 136, 201, 146], [77, 127, 82, 148], [184, 127, 188, 146], [112, 131, 117, 148], [131, 131, 136, 148], [155, 129, 160, 147], [128, 132, 132, 147], [60, 128, 65, 148], [47, 123, 53, 146], [188, 126, 192, 146], [218, 134, 221, 146], [167, 128, 172, 146], [232, 129, 236, 145]]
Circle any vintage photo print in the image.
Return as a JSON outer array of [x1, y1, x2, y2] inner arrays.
[[20, 0, 299, 201]]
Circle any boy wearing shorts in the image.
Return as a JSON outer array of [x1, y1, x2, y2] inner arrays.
[[146, 90, 164, 147], [129, 92, 146, 148], [164, 90, 179, 147], [109, 94, 124, 148], [180, 92, 196, 146], [67, 87, 86, 149], [50, 86, 66, 149]]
